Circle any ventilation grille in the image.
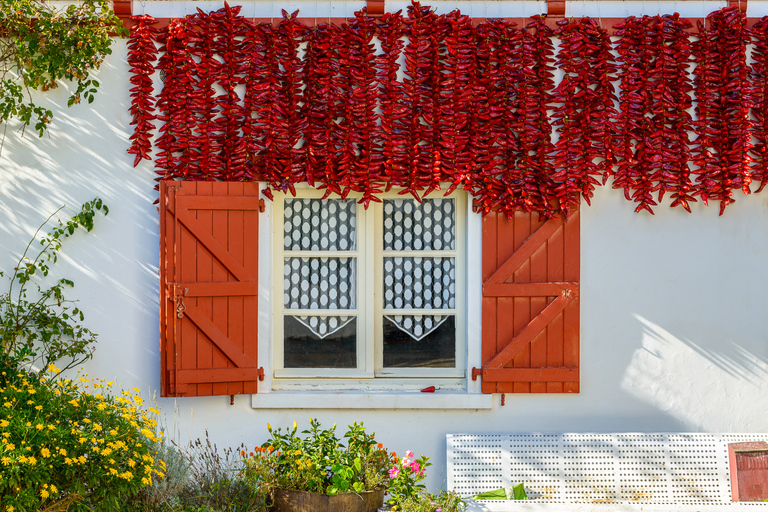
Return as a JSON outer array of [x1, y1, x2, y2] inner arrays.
[[447, 433, 768, 505]]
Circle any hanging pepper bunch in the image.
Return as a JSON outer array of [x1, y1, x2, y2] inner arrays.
[[209, 4, 249, 180], [376, 10, 407, 192], [516, 16, 557, 217], [750, 17, 768, 193], [155, 19, 198, 179], [242, 22, 269, 182], [692, 6, 753, 215], [333, 10, 384, 206], [272, 11, 308, 194], [552, 17, 617, 218], [616, 15, 695, 214], [470, 19, 528, 217], [613, 16, 645, 202], [301, 23, 341, 191], [652, 15, 696, 212], [438, 11, 476, 195], [395, 2, 447, 199], [127, 15, 158, 168]]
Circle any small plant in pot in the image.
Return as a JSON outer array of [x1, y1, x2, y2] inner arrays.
[[241, 419, 390, 512]]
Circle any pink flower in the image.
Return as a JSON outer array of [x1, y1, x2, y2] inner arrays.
[[388, 466, 400, 478], [410, 462, 420, 473], [405, 450, 414, 458]]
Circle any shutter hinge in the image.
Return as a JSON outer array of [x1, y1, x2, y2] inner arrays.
[[501, 393, 505, 406], [471, 367, 482, 381], [258, 199, 265, 213], [258, 367, 265, 381]]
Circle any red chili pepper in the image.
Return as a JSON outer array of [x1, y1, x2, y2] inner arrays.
[[127, 15, 159, 168], [420, 386, 440, 393]]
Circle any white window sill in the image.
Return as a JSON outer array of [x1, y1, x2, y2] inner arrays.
[[250, 391, 493, 409]]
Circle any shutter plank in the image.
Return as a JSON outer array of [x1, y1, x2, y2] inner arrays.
[[547, 221, 566, 393], [530, 219, 549, 393], [227, 182, 245, 396], [211, 182, 229, 397], [563, 209, 580, 393], [512, 213, 532, 393]]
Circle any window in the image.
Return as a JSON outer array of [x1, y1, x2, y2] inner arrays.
[[272, 188, 467, 390]]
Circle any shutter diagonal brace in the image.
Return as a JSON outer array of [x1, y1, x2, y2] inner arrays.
[[473, 289, 578, 380], [485, 216, 563, 284]]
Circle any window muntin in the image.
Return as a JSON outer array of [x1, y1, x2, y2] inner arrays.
[[273, 189, 466, 386]]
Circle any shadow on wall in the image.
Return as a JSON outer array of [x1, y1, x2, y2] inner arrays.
[[0, 40, 163, 389]]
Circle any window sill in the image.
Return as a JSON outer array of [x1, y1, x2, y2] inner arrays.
[[250, 391, 493, 409]]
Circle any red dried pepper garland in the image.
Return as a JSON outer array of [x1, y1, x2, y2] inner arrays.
[[552, 17, 617, 218], [301, 23, 341, 191], [438, 11, 476, 196], [518, 16, 557, 218], [130, 4, 767, 215], [692, 7, 753, 215], [751, 17, 768, 192], [376, 10, 407, 193], [155, 19, 198, 179], [127, 15, 158, 168], [333, 10, 385, 205]]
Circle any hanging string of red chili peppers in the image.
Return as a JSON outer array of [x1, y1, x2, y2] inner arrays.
[[552, 17, 617, 218], [693, 6, 753, 215], [127, 15, 158, 167], [131, 2, 767, 216]]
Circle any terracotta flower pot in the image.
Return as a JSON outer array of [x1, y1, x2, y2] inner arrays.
[[272, 488, 385, 512]]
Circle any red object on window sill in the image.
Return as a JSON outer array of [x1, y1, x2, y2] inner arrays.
[[420, 386, 439, 393]]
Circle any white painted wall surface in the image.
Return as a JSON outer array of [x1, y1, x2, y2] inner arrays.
[[1, 22, 768, 492]]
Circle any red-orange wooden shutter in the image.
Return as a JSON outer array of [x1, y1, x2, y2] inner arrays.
[[160, 181, 263, 397], [473, 208, 580, 393]]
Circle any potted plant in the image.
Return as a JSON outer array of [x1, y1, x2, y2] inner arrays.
[[241, 419, 391, 512]]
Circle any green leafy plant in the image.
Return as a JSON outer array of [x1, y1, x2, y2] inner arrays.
[[0, 197, 107, 377], [398, 490, 467, 512], [385, 450, 431, 510], [0, 0, 126, 137], [0, 366, 164, 512], [241, 419, 390, 498]]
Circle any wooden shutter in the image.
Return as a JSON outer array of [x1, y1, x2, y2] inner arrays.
[[160, 181, 264, 397], [473, 208, 580, 394]]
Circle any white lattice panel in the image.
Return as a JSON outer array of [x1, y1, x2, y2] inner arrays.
[[447, 433, 768, 507]]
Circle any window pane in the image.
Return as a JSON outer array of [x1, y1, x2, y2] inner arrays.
[[383, 257, 455, 310], [383, 315, 455, 367], [284, 198, 356, 251], [383, 198, 455, 251], [284, 257, 356, 309], [284, 316, 357, 368]]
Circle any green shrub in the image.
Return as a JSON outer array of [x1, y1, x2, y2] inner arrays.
[[0, 366, 164, 512], [398, 490, 467, 512], [241, 419, 390, 498]]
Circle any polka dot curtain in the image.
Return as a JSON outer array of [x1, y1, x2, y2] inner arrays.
[[383, 199, 456, 341], [284, 199, 357, 339]]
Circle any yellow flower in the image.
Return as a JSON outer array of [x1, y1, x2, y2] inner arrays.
[[50, 485, 58, 494], [41, 448, 50, 458], [5, 443, 15, 451], [35, 424, 44, 431], [47, 364, 61, 373], [1, 456, 10, 465], [41, 489, 49, 499], [0, 420, 8, 427], [35, 405, 42, 410]]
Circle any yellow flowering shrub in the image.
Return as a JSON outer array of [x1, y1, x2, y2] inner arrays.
[[0, 366, 164, 511]]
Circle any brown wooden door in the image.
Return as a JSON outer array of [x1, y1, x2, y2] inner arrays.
[[474, 209, 580, 394], [160, 181, 263, 397]]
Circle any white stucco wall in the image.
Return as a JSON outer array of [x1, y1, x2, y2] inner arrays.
[[1, 24, 767, 492]]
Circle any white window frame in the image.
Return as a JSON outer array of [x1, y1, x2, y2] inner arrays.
[[269, 186, 468, 391]]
